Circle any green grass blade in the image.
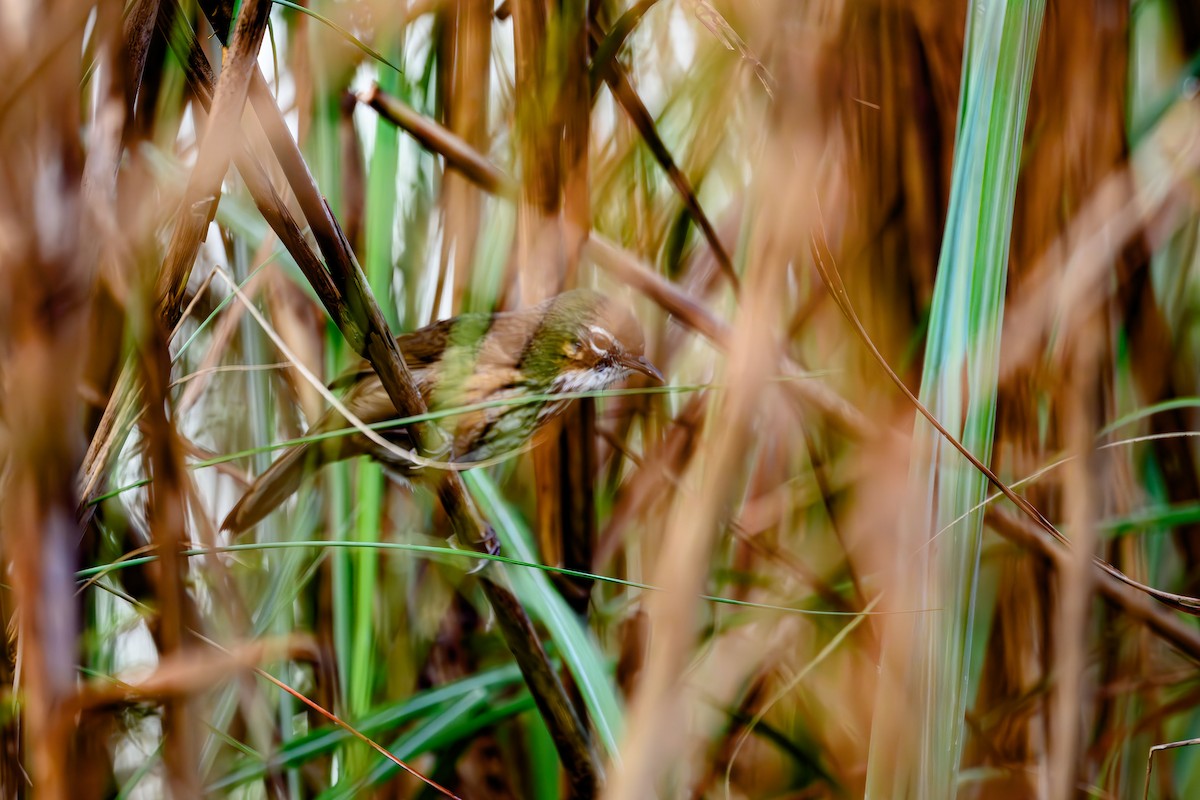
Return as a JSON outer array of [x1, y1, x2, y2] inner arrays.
[[208, 663, 524, 791], [865, 3, 1046, 797], [466, 471, 626, 757]]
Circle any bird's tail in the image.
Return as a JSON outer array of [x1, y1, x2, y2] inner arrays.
[[222, 444, 318, 533]]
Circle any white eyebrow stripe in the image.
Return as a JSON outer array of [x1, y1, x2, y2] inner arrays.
[[587, 325, 615, 352]]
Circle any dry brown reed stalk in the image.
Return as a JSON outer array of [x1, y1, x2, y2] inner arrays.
[[136, 303, 203, 796], [549, 0, 598, 626], [836, 1, 961, 392], [338, 90, 367, 251], [1049, 318, 1106, 800], [435, 0, 492, 313], [0, 0, 101, 793], [72, 636, 310, 710], [604, 4, 838, 795], [505, 0, 601, 638]]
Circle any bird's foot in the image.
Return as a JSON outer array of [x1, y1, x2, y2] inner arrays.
[[450, 525, 501, 575]]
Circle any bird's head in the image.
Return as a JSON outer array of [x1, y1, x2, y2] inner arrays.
[[524, 289, 664, 393]]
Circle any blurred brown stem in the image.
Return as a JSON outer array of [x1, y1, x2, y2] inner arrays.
[[987, 508, 1200, 662]]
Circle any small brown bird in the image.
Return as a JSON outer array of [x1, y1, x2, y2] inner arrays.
[[223, 289, 662, 532]]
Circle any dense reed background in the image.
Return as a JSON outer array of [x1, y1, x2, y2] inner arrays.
[[2, 0, 1200, 797]]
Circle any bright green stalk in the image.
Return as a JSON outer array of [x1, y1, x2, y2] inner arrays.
[[234, 227, 303, 795], [347, 27, 405, 780], [347, 464, 382, 724], [466, 471, 625, 756], [296, 3, 356, 786], [278, 0, 356, 717], [208, 663, 526, 792], [865, 2, 1045, 797], [365, 47, 403, 332], [526, 708, 562, 800], [328, 325, 352, 702]]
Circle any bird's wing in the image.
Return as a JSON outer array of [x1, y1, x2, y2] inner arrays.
[[223, 313, 470, 533], [223, 371, 425, 532], [327, 318, 458, 390]]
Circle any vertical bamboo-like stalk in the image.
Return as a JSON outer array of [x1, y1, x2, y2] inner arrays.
[[865, 3, 1045, 798], [437, 0, 491, 312], [512, 0, 598, 623], [556, 0, 596, 620], [0, 244, 88, 800], [511, 0, 562, 306], [511, 0, 569, 592], [838, 2, 960, 390], [343, 20, 405, 781]]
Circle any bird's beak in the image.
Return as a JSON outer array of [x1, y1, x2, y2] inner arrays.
[[619, 353, 665, 383]]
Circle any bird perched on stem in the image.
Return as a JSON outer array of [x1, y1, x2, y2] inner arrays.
[[222, 289, 662, 533]]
